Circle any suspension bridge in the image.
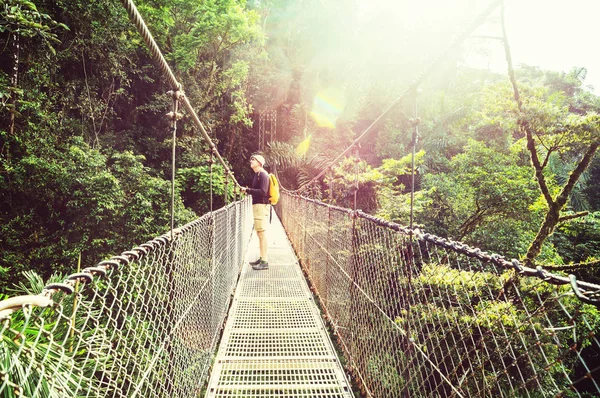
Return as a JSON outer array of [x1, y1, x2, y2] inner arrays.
[[2, 0, 600, 397], [2, 192, 600, 397]]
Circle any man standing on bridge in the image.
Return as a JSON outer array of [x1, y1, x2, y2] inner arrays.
[[241, 154, 269, 270]]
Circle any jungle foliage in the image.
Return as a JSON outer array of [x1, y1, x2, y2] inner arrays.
[[0, 0, 260, 289], [2, 0, 600, 397], [1, 0, 598, 325]]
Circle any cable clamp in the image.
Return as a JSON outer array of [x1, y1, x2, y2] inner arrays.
[[511, 259, 525, 275], [112, 255, 132, 266], [409, 117, 421, 127], [133, 245, 149, 255], [122, 250, 141, 261], [66, 272, 94, 285], [167, 88, 183, 99], [98, 259, 121, 271], [43, 283, 75, 295], [82, 266, 107, 278], [165, 111, 183, 121]]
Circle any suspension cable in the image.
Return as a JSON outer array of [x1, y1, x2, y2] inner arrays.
[[291, 0, 502, 194], [209, 150, 214, 213], [119, 0, 241, 189], [409, 94, 419, 233], [168, 90, 181, 240], [353, 147, 359, 211]]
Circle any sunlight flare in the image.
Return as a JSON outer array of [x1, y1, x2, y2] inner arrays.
[[310, 90, 345, 129], [295, 134, 312, 157]]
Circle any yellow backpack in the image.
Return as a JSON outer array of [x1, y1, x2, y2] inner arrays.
[[268, 173, 280, 205]]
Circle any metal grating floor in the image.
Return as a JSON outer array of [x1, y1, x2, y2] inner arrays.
[[205, 212, 353, 398], [232, 301, 320, 329]]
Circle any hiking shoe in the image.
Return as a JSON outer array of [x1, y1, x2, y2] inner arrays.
[[252, 260, 269, 270], [249, 258, 262, 266]]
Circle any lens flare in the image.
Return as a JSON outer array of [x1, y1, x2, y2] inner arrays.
[[295, 134, 312, 157], [310, 90, 344, 129]]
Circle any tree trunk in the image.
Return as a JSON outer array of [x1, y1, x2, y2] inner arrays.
[[525, 203, 560, 266], [502, 7, 600, 265], [525, 142, 599, 265]]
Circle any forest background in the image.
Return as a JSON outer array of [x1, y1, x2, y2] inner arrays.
[[1, 0, 599, 295]]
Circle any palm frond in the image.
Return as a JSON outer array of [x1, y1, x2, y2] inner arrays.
[[267, 141, 299, 169], [296, 168, 313, 189], [7, 270, 64, 296], [441, 106, 468, 127], [569, 189, 590, 212], [570, 66, 588, 83], [307, 152, 334, 171]]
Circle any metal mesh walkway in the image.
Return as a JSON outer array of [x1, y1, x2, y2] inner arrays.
[[205, 211, 353, 397]]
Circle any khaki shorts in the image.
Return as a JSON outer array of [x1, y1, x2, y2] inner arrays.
[[253, 204, 269, 232]]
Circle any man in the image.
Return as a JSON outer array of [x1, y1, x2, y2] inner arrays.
[[241, 154, 270, 270]]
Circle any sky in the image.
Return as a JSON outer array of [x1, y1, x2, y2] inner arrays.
[[275, 0, 600, 125], [468, 0, 600, 92], [354, 0, 600, 92]]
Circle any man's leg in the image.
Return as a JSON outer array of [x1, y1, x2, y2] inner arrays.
[[251, 204, 269, 270], [250, 204, 263, 264], [257, 230, 267, 261], [252, 230, 268, 270]]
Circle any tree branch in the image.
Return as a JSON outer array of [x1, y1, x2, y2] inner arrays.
[[554, 142, 600, 209], [540, 148, 553, 169], [558, 211, 589, 223], [540, 259, 600, 271], [500, 4, 554, 206], [82, 48, 98, 148]]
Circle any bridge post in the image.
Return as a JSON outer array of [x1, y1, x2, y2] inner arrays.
[[224, 171, 229, 205], [352, 145, 360, 211], [164, 234, 177, 396], [328, 168, 334, 203], [402, 91, 420, 398], [348, 211, 359, 389], [209, 150, 214, 212], [209, 210, 217, 339], [324, 205, 331, 309]]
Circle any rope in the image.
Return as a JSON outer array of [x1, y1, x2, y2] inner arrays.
[[409, 97, 419, 232], [209, 151, 214, 212], [119, 0, 241, 189], [292, 0, 502, 194], [168, 90, 181, 240], [353, 148, 359, 211], [286, 191, 600, 301]]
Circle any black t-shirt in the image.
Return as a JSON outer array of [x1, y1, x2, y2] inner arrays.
[[247, 170, 269, 204]]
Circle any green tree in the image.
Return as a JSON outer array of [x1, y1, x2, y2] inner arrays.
[[0, 136, 195, 290], [417, 140, 539, 257], [0, 0, 68, 135], [502, 16, 600, 265]]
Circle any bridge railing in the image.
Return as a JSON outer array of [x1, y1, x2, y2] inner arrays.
[[279, 191, 600, 398], [0, 198, 252, 398]]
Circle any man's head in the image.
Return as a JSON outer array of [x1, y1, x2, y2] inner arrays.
[[250, 154, 265, 170]]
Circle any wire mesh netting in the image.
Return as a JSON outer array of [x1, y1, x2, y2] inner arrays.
[[278, 191, 600, 398], [0, 198, 252, 398]]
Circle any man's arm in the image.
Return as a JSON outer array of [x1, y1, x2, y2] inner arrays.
[[246, 171, 269, 197]]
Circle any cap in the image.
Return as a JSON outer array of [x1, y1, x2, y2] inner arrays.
[[252, 154, 266, 167]]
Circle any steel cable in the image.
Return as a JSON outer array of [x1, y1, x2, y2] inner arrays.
[[119, 0, 241, 189]]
